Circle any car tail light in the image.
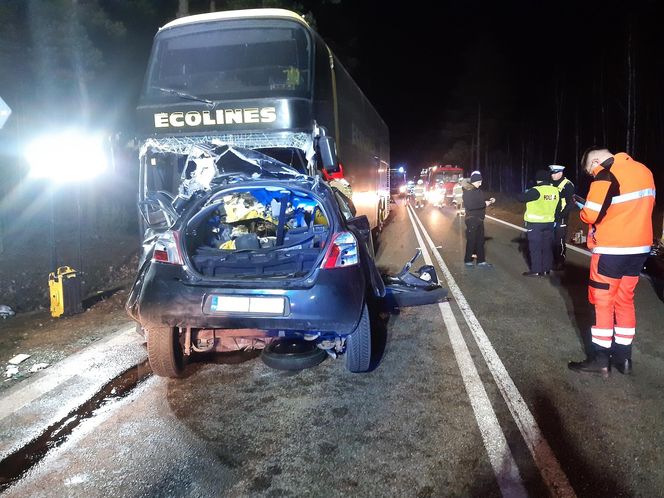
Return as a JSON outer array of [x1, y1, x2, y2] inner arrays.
[[321, 232, 358, 269], [152, 231, 184, 265]]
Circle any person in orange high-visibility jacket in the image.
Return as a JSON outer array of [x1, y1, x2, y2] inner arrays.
[[568, 147, 655, 377]]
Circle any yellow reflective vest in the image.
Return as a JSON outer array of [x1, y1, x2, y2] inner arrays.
[[524, 185, 559, 223], [556, 177, 572, 211]]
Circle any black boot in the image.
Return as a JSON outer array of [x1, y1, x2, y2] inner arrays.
[[611, 344, 633, 375], [612, 358, 633, 375], [568, 350, 610, 378]]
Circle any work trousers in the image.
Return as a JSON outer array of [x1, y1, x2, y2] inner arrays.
[[526, 222, 554, 273], [589, 253, 648, 360], [464, 216, 485, 263], [553, 223, 568, 266]]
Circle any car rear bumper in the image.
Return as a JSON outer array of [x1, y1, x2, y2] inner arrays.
[[135, 263, 366, 335]]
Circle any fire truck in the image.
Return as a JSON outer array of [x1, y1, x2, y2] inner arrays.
[[423, 165, 464, 207]]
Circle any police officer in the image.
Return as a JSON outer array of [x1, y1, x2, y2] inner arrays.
[[549, 164, 575, 270], [518, 169, 561, 277]]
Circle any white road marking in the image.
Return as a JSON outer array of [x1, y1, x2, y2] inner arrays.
[[0, 326, 142, 421], [410, 206, 577, 498], [406, 207, 528, 498], [485, 215, 592, 256]]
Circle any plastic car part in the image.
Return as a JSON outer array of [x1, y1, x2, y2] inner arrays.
[[381, 250, 448, 309], [345, 303, 371, 373], [261, 339, 327, 371], [147, 326, 185, 378]]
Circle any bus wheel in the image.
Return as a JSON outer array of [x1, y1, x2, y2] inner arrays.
[[377, 207, 384, 233]]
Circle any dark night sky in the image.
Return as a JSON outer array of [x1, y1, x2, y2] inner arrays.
[[1, 0, 662, 191], [304, 0, 663, 184]]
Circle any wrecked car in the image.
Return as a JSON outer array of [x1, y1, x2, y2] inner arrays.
[[127, 9, 446, 376], [126, 144, 446, 377]]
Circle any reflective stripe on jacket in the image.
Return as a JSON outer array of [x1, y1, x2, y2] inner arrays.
[[580, 153, 655, 254], [524, 185, 559, 223]]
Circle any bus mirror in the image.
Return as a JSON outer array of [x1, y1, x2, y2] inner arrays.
[[318, 135, 339, 173]]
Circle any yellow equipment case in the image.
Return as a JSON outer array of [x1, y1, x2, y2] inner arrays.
[[48, 266, 83, 318]]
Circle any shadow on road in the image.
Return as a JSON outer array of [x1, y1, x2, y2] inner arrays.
[[368, 295, 390, 372], [511, 235, 531, 269], [643, 254, 664, 303], [550, 262, 594, 356], [531, 390, 629, 497]]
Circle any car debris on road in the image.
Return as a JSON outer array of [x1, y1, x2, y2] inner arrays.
[[0, 305, 15, 319], [8, 354, 31, 365]]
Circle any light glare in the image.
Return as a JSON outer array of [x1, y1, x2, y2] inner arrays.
[[26, 131, 108, 182]]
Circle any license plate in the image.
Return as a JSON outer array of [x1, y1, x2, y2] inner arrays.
[[210, 296, 285, 315]]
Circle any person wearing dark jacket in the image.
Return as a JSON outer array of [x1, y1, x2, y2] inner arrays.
[[549, 164, 576, 270], [517, 169, 561, 277], [461, 171, 495, 267]]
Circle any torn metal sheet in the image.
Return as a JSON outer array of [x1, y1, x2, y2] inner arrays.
[[179, 147, 219, 196], [178, 144, 308, 198], [139, 131, 312, 157]]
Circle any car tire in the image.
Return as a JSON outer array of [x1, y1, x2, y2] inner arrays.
[[147, 326, 185, 378], [261, 339, 327, 371], [345, 303, 372, 373]]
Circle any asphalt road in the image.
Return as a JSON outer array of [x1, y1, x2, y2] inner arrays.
[[3, 200, 664, 497]]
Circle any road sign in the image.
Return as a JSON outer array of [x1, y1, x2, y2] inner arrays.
[[0, 96, 12, 130]]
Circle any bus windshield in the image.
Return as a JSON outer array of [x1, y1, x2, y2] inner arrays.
[[143, 19, 312, 101]]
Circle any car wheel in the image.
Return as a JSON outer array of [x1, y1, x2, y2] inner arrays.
[[345, 303, 371, 373], [261, 339, 327, 371], [147, 326, 185, 378]]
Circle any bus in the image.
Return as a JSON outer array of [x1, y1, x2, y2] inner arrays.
[[135, 8, 390, 230]]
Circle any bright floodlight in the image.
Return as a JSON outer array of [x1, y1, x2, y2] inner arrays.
[[25, 130, 108, 182], [398, 166, 404, 173]]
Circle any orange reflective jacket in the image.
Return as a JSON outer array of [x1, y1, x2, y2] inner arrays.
[[580, 153, 655, 254]]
